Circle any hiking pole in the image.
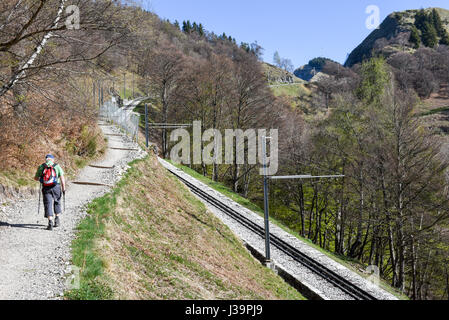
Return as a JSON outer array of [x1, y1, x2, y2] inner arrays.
[[63, 190, 66, 213], [37, 183, 42, 224]]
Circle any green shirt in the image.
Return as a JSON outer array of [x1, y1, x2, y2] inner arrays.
[[35, 160, 64, 184]]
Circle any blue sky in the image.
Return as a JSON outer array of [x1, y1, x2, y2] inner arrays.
[[142, 0, 449, 69]]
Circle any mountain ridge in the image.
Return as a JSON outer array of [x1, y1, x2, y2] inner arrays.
[[345, 7, 449, 67]]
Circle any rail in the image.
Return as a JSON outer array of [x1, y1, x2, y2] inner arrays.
[[165, 164, 378, 300]]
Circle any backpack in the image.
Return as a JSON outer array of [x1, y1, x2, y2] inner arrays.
[[41, 163, 58, 187]]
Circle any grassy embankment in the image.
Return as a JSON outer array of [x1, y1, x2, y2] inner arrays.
[[65, 153, 304, 300]]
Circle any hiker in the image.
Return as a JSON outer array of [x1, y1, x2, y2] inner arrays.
[[34, 154, 66, 231]]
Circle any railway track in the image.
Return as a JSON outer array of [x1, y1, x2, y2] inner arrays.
[[167, 166, 378, 301]]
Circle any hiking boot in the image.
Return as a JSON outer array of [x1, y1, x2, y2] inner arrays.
[[47, 221, 53, 231], [54, 217, 60, 228]]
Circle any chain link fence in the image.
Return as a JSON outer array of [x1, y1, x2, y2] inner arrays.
[[99, 98, 139, 143]]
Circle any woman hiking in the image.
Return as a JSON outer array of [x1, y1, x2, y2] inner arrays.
[[34, 154, 66, 231]]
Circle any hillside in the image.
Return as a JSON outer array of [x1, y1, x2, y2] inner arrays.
[[294, 57, 339, 81], [66, 153, 304, 300], [345, 7, 449, 67], [263, 62, 304, 84]]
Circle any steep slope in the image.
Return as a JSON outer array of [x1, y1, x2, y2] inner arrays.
[[66, 152, 304, 300], [345, 7, 449, 67]]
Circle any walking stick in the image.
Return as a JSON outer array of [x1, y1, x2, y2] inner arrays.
[[37, 183, 42, 223], [63, 190, 66, 213]]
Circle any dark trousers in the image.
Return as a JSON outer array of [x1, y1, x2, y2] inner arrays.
[[42, 184, 62, 218]]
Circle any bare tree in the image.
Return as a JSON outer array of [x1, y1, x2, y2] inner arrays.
[[138, 42, 185, 158]]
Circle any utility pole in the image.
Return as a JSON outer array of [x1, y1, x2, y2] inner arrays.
[[262, 136, 272, 265], [98, 79, 101, 108], [261, 136, 344, 268], [123, 72, 126, 101], [132, 73, 135, 99], [93, 79, 96, 107], [145, 104, 149, 148]]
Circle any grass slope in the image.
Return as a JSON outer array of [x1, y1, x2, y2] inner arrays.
[[66, 154, 304, 300]]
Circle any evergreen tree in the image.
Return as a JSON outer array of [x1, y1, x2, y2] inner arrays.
[[240, 42, 250, 53], [174, 20, 180, 30], [409, 25, 421, 49], [414, 9, 428, 31], [421, 21, 438, 47], [440, 30, 449, 45], [182, 20, 192, 33], [430, 9, 445, 37], [198, 23, 205, 37]]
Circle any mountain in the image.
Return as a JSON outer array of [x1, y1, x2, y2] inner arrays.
[[345, 7, 449, 67]]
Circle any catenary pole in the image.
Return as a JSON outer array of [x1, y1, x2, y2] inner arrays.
[[261, 135, 344, 265]]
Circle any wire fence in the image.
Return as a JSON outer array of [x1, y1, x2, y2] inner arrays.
[[99, 98, 140, 143]]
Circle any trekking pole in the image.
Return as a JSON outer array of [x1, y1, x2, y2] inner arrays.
[[37, 183, 41, 223], [63, 190, 66, 213]]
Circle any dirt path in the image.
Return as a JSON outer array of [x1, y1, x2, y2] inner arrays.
[[0, 122, 145, 300]]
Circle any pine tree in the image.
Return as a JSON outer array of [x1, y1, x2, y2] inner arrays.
[[414, 9, 428, 31], [240, 42, 250, 53], [440, 30, 449, 45], [409, 25, 421, 49], [430, 9, 445, 37], [422, 21, 438, 47], [174, 20, 180, 30], [182, 20, 192, 33], [198, 23, 205, 37]]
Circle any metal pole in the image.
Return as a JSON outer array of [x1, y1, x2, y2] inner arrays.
[[123, 73, 126, 100], [145, 104, 149, 148], [37, 183, 41, 218], [262, 136, 271, 264]]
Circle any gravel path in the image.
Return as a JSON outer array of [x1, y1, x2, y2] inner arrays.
[[0, 122, 146, 300]]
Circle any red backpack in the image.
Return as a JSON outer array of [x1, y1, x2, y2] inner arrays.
[[41, 163, 58, 187]]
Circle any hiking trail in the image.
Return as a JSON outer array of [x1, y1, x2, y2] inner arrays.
[[0, 121, 146, 300]]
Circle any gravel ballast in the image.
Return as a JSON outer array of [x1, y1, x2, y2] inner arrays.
[[158, 158, 399, 301]]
